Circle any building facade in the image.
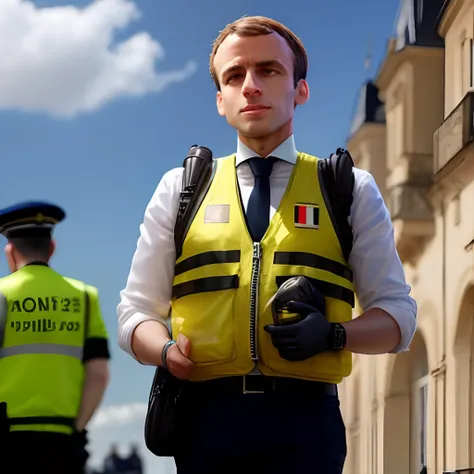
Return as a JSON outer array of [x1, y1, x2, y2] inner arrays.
[[339, 0, 474, 473]]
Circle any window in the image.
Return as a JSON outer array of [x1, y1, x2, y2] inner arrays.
[[461, 37, 473, 94], [420, 380, 428, 470], [412, 374, 429, 474], [353, 428, 360, 474], [371, 418, 378, 474]]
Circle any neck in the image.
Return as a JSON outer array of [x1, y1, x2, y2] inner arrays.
[[15, 258, 49, 270], [238, 121, 293, 157]]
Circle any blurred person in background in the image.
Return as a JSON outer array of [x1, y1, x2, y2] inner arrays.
[[0, 201, 110, 474]]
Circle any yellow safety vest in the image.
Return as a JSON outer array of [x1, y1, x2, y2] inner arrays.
[[170, 152, 355, 384], [0, 265, 89, 434]]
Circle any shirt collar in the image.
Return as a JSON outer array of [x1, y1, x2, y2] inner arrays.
[[235, 134, 298, 166]]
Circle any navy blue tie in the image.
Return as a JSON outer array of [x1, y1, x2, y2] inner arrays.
[[246, 157, 277, 241]]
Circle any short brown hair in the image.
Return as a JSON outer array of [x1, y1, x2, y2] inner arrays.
[[209, 15, 308, 91]]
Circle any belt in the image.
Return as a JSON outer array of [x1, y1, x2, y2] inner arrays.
[[183, 375, 337, 396]]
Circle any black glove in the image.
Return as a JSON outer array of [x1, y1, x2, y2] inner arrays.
[[71, 428, 89, 466], [264, 301, 331, 361]]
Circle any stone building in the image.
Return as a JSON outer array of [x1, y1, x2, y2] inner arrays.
[[339, 0, 474, 472]]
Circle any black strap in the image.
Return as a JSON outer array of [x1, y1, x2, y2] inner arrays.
[[8, 416, 75, 427], [318, 148, 355, 263], [174, 147, 215, 259]]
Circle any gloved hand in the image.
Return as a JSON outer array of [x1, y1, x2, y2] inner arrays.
[[71, 428, 89, 466], [264, 301, 331, 361]]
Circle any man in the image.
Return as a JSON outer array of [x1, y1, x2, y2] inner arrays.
[[117, 15, 417, 474], [103, 443, 126, 473], [0, 201, 110, 474], [102, 443, 142, 474], [125, 444, 144, 474]]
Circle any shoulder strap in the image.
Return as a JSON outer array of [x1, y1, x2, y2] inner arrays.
[[174, 146, 215, 259], [318, 147, 355, 263]]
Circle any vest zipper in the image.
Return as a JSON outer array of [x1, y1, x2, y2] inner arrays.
[[249, 242, 261, 362]]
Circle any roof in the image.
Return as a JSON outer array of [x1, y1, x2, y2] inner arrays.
[[349, 80, 386, 137], [393, 0, 445, 52]]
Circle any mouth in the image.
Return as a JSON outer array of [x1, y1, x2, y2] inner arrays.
[[241, 104, 270, 112], [240, 105, 271, 114]]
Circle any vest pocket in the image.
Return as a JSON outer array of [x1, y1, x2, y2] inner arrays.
[[170, 276, 239, 365], [260, 335, 352, 383], [258, 277, 353, 383]]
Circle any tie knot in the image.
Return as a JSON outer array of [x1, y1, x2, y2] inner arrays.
[[247, 157, 276, 179]]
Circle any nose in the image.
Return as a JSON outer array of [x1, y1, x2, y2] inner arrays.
[[242, 71, 262, 97]]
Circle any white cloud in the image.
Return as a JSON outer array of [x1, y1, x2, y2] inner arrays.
[[0, 0, 197, 118], [90, 402, 147, 428]]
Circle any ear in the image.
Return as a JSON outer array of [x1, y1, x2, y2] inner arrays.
[[216, 91, 226, 117], [49, 239, 56, 259], [4, 242, 17, 273], [294, 79, 310, 106]]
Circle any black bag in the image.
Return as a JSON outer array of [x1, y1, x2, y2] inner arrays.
[[144, 366, 183, 456]]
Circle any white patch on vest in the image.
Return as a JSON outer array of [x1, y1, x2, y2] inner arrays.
[[204, 204, 230, 223]]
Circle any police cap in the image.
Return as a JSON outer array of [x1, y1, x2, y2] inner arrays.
[[0, 201, 66, 238]]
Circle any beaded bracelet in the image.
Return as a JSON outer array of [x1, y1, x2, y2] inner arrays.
[[161, 339, 176, 370]]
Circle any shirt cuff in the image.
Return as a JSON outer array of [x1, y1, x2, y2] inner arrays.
[[118, 312, 170, 363], [367, 299, 417, 353]]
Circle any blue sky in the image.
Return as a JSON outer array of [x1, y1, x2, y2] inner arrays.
[[0, 0, 400, 471]]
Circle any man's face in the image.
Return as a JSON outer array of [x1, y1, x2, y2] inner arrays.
[[214, 32, 309, 140]]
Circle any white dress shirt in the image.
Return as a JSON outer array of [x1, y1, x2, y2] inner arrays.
[[117, 135, 417, 359]]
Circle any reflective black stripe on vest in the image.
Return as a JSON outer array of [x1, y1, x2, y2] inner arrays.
[[275, 276, 355, 308], [172, 275, 239, 299], [175, 250, 241, 276], [8, 416, 75, 427], [273, 252, 353, 282], [0, 343, 83, 360]]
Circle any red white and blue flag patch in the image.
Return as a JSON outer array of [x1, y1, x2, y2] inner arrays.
[[294, 204, 319, 229]]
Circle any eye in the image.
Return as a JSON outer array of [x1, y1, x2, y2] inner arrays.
[[263, 68, 277, 75], [227, 74, 242, 83]]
